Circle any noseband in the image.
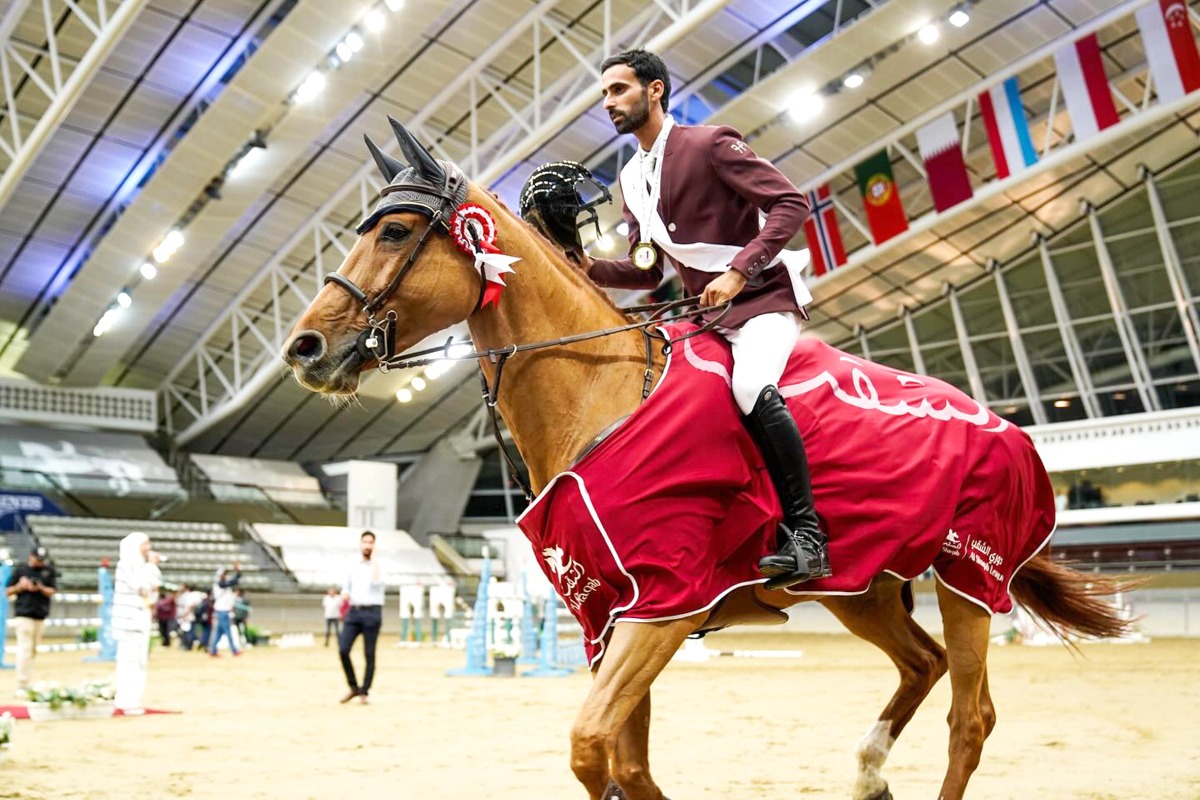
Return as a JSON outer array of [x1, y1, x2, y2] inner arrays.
[[322, 168, 484, 368]]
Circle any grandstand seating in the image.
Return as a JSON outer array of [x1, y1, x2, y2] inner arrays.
[[251, 523, 448, 588], [25, 515, 297, 591]]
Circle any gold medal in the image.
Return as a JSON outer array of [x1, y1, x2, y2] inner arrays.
[[632, 242, 658, 271]]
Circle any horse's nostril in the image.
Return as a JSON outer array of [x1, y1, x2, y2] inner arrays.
[[288, 332, 324, 362]]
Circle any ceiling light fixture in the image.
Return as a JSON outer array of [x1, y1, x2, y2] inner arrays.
[[411, 376, 427, 391], [948, 8, 970, 27], [918, 23, 940, 44], [396, 388, 413, 403], [116, 291, 132, 308], [140, 262, 157, 280], [295, 70, 327, 103], [788, 92, 825, 123], [842, 72, 865, 89], [385, 0, 403, 11], [364, 10, 385, 31], [615, 221, 629, 236]]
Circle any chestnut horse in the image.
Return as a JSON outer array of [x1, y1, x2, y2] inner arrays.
[[283, 119, 1129, 800]]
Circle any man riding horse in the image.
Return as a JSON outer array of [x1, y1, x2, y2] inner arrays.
[[572, 49, 829, 590]]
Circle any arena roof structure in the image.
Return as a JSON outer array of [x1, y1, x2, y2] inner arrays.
[[0, 0, 1198, 464]]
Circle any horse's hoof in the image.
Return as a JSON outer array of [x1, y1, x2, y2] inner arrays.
[[602, 779, 626, 799], [866, 787, 893, 800]]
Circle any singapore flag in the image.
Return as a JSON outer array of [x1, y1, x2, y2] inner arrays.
[[1136, 0, 1200, 103]]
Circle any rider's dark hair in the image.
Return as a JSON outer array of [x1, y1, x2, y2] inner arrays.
[[601, 49, 670, 113], [361, 530, 376, 541]]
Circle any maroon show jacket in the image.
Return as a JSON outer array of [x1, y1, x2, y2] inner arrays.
[[589, 123, 811, 329]]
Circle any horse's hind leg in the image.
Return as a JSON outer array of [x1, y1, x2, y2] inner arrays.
[[820, 580, 948, 800], [571, 616, 701, 800], [606, 692, 656, 799], [934, 581, 993, 800]]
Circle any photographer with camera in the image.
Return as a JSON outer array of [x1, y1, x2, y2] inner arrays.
[[4, 546, 57, 693]]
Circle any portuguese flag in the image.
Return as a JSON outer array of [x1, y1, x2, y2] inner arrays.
[[854, 150, 908, 245]]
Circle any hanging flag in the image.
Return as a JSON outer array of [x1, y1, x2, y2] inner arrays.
[[854, 150, 908, 246], [1054, 33, 1120, 141], [1136, 0, 1200, 103], [803, 184, 847, 276], [915, 113, 973, 213], [979, 77, 1038, 180]]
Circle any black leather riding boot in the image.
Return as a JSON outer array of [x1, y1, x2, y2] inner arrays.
[[745, 385, 832, 589]]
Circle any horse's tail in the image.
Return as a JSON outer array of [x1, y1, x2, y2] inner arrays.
[[1009, 552, 1139, 644]]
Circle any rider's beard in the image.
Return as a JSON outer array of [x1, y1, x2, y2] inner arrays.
[[612, 89, 651, 134]]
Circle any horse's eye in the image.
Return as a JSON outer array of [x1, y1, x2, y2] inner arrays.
[[379, 224, 410, 243]]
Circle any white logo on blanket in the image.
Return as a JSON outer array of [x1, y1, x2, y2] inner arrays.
[[542, 546, 601, 612], [942, 528, 963, 557]]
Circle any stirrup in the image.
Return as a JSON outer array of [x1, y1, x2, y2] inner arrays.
[[757, 524, 831, 590]]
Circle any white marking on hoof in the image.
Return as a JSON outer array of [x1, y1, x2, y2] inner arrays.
[[852, 719, 895, 800]]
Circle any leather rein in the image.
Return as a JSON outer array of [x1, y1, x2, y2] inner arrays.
[[322, 173, 730, 502]]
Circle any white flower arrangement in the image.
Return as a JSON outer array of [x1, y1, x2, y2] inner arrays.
[[0, 711, 14, 748], [490, 641, 521, 660], [25, 680, 115, 711]]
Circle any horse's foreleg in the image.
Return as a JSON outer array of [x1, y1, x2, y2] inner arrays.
[[820, 581, 948, 800], [605, 691, 657, 799], [571, 617, 701, 800], [935, 581, 993, 800]]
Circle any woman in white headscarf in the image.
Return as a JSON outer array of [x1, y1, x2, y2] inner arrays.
[[111, 532, 161, 715]]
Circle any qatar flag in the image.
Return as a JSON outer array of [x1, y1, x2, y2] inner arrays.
[[916, 113, 973, 213], [1136, 0, 1200, 103], [1053, 33, 1120, 141]]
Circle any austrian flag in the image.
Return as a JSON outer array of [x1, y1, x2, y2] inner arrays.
[[1136, 0, 1200, 103], [916, 113, 973, 213]]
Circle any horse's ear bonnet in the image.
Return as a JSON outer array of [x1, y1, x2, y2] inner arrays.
[[518, 161, 611, 251], [357, 117, 468, 234]]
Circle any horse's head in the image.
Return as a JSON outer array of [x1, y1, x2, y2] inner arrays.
[[282, 118, 487, 395]]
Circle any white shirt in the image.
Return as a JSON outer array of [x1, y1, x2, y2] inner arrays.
[[343, 557, 385, 606], [322, 595, 342, 619]]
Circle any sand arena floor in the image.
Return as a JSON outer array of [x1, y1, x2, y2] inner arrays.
[[0, 632, 1196, 799]]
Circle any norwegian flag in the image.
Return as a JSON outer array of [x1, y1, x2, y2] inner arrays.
[[803, 184, 847, 276]]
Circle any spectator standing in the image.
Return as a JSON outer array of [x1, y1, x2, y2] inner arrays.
[[338, 531, 384, 704], [233, 589, 250, 643], [4, 546, 57, 693], [154, 590, 177, 648], [208, 564, 242, 657], [194, 591, 213, 652], [322, 587, 342, 647], [111, 533, 161, 715]]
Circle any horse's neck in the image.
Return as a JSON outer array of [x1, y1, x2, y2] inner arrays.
[[464, 205, 655, 492]]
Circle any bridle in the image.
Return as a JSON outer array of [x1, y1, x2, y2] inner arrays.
[[322, 165, 482, 366], [321, 172, 729, 501]]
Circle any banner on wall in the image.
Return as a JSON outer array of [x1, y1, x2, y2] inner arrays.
[[0, 491, 64, 532]]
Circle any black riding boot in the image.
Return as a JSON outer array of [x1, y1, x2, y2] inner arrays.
[[745, 385, 831, 589]]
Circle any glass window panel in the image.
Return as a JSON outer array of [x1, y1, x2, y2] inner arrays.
[[958, 279, 1006, 337], [974, 336, 1023, 401], [1168, 218, 1200, 292], [1004, 256, 1057, 327], [1022, 327, 1077, 395], [1131, 308, 1200, 381], [990, 402, 1035, 427], [1043, 394, 1088, 422], [1074, 318, 1133, 388], [911, 304, 957, 347], [1097, 192, 1154, 238], [1108, 231, 1174, 309], [921, 342, 970, 393], [1155, 378, 1200, 410], [865, 321, 910, 353], [1052, 248, 1111, 319], [1154, 164, 1200, 224], [1095, 388, 1145, 416]]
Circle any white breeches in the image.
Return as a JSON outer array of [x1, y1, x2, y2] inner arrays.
[[115, 635, 149, 711], [719, 311, 800, 414]]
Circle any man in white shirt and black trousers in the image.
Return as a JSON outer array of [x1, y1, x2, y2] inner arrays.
[[338, 531, 384, 705]]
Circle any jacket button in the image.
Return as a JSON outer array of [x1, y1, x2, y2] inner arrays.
[[668, 222, 677, 232]]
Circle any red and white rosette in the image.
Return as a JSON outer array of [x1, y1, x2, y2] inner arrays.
[[450, 202, 519, 308]]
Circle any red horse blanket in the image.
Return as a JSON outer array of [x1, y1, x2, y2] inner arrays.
[[516, 324, 1056, 665]]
